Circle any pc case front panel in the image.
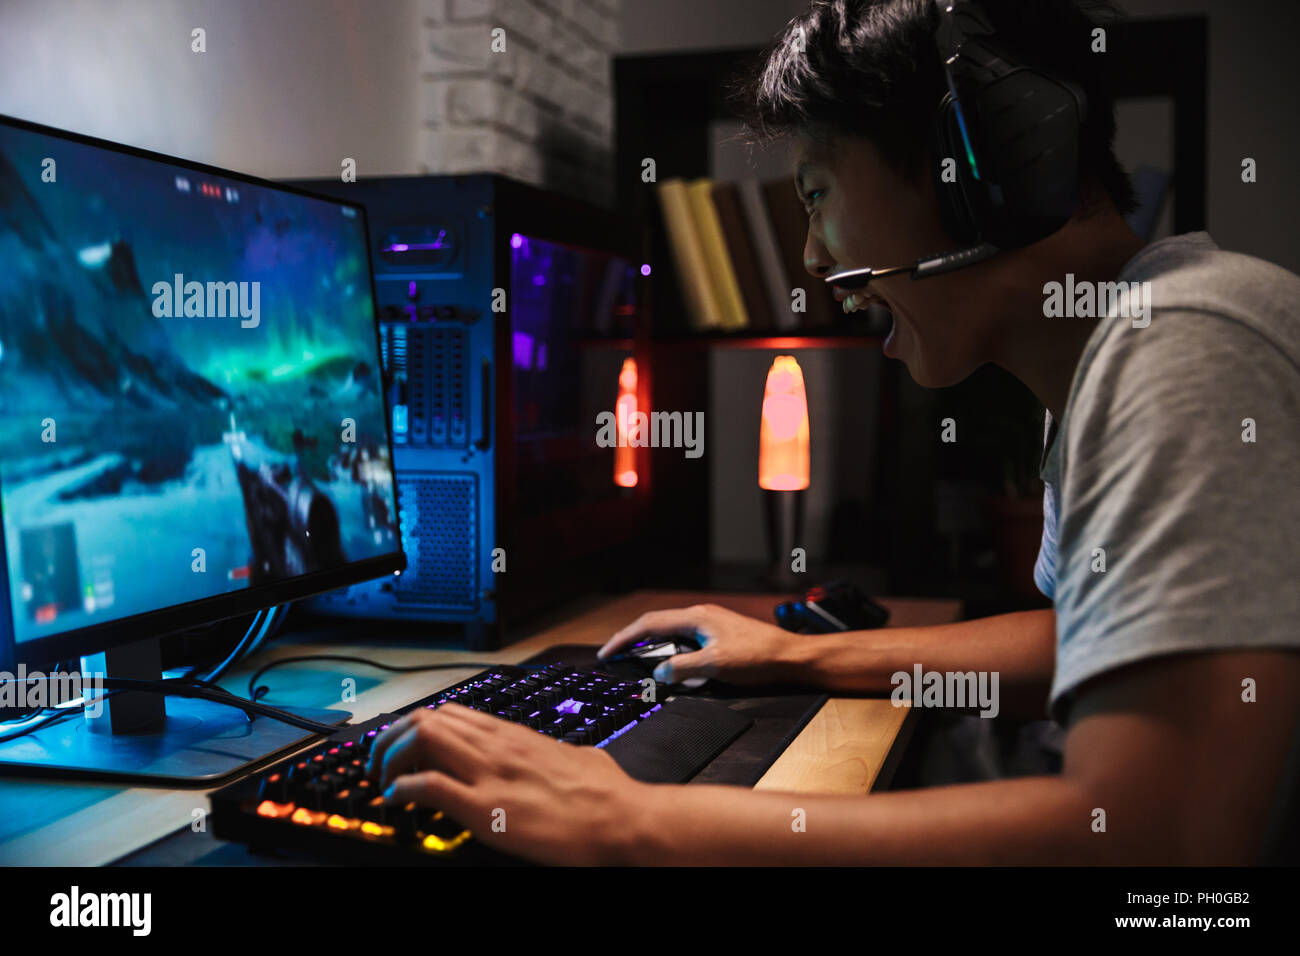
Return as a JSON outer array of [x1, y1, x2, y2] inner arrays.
[[283, 175, 498, 631]]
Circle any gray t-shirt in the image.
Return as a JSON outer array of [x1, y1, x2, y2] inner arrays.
[[1035, 231, 1300, 723]]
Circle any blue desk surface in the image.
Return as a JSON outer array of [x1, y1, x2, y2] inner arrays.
[[0, 611, 483, 865]]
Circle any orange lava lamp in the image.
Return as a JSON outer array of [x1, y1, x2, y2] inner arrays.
[[614, 357, 638, 488], [759, 355, 809, 588]]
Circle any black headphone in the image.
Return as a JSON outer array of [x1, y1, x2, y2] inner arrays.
[[931, 0, 1088, 249]]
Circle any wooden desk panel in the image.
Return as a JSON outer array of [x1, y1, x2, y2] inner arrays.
[[752, 698, 915, 794]]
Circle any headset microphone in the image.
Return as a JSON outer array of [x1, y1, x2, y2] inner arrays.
[[825, 242, 1000, 291]]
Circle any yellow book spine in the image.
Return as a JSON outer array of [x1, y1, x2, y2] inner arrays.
[[686, 178, 749, 330], [655, 179, 725, 330]]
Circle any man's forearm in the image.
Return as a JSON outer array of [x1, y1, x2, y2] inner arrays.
[[782, 608, 1057, 719], [617, 775, 1098, 866]]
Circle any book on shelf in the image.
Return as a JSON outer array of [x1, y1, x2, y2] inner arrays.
[[736, 176, 799, 331], [655, 178, 725, 331], [655, 175, 840, 334], [711, 180, 776, 331], [684, 178, 748, 331]]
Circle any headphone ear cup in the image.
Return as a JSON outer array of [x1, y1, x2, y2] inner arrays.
[[970, 70, 1084, 245], [930, 96, 982, 246]]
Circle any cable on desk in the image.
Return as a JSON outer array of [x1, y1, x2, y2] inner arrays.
[[246, 654, 514, 706], [1, 654, 541, 744], [186, 603, 289, 685], [0, 706, 82, 743], [0, 659, 71, 726], [0, 674, 347, 740], [107, 676, 346, 733]]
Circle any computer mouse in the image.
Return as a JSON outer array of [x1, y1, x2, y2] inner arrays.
[[604, 634, 709, 690]]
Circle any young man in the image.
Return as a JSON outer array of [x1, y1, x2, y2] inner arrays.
[[367, 0, 1300, 864]]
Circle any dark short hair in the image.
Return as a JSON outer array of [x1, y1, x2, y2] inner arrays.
[[728, 0, 1139, 215]]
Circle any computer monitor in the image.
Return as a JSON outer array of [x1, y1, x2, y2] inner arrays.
[[0, 114, 404, 782]]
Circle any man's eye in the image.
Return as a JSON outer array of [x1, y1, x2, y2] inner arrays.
[[803, 189, 824, 212]]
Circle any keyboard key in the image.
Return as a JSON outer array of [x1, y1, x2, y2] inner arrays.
[[258, 772, 288, 802], [425, 812, 469, 840], [393, 802, 421, 843], [359, 795, 387, 823], [300, 779, 332, 810], [329, 788, 360, 815]]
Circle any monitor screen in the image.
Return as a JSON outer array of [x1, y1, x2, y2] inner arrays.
[[0, 117, 402, 651]]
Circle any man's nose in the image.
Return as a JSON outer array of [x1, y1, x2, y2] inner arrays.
[[804, 238, 834, 280]]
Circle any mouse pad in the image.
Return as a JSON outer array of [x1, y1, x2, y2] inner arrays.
[[518, 644, 829, 787]]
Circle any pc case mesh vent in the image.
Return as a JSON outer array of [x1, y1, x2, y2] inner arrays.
[[406, 326, 427, 445], [395, 473, 477, 609], [395, 324, 467, 449]]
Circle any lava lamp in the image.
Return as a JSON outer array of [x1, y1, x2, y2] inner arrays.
[[614, 357, 638, 488], [759, 355, 809, 588]]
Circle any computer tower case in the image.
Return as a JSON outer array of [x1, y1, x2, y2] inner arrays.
[[283, 174, 652, 649]]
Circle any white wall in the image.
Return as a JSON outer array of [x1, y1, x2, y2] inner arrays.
[[1118, 0, 1300, 271], [0, 0, 426, 178], [0, 0, 622, 199]]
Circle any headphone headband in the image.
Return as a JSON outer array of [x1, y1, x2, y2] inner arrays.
[[930, 0, 1087, 248]]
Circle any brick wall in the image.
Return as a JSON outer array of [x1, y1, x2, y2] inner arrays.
[[418, 0, 620, 206]]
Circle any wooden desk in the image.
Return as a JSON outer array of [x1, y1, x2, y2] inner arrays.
[[0, 590, 960, 865]]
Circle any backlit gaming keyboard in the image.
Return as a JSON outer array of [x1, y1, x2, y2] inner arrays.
[[210, 662, 752, 864]]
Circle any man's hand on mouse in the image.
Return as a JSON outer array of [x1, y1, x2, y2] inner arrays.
[[597, 603, 800, 686], [366, 702, 650, 865]]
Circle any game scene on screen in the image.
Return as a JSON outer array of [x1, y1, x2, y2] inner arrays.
[[0, 124, 401, 643]]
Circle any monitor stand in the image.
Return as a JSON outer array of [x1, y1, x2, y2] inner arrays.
[[0, 637, 348, 785]]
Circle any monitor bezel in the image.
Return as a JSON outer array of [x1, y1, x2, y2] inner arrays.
[[0, 112, 406, 671]]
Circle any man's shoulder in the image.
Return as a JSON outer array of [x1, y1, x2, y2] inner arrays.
[[1065, 234, 1300, 420], [1048, 234, 1300, 723], [1112, 233, 1300, 358]]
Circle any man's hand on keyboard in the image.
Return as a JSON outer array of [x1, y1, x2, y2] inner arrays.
[[366, 702, 648, 865], [598, 603, 799, 686]]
